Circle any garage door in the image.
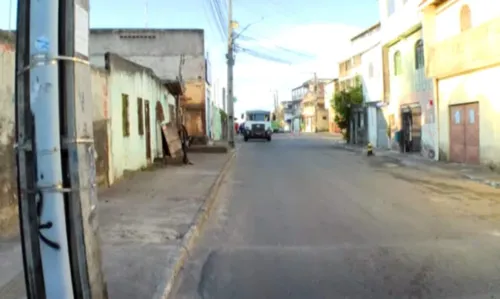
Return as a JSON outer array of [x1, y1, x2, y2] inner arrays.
[[449, 103, 479, 164]]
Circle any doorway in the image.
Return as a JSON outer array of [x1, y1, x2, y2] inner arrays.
[[400, 105, 422, 153], [449, 103, 479, 164], [145, 100, 152, 161]]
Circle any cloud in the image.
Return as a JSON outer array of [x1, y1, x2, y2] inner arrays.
[[231, 23, 361, 115]]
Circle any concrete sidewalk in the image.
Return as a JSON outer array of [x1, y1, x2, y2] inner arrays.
[[335, 142, 500, 189], [0, 151, 235, 299]]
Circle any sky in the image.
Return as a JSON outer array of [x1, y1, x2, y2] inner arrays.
[[0, 0, 379, 117]]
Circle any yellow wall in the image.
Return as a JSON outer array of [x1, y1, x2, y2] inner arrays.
[[437, 66, 500, 165]]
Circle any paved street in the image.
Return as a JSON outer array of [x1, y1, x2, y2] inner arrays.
[[172, 134, 500, 299]]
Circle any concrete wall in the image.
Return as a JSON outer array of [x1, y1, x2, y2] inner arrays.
[[437, 66, 500, 165], [90, 29, 205, 81], [0, 33, 17, 235], [105, 53, 173, 184], [90, 68, 111, 187], [0, 32, 117, 235]]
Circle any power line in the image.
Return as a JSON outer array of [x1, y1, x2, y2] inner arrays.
[[206, 0, 227, 41], [234, 45, 292, 64], [201, 0, 226, 42], [237, 34, 315, 59], [210, 0, 228, 37]]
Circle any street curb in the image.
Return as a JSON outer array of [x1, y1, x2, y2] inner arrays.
[[153, 148, 237, 299], [335, 143, 500, 189]]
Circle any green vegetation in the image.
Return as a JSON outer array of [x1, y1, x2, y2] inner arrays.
[[332, 78, 363, 141], [220, 110, 227, 122], [271, 120, 281, 130]]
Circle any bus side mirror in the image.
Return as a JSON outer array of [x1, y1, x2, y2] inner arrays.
[[241, 114, 244, 119]]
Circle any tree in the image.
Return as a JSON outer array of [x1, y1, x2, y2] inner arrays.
[[332, 79, 363, 141]]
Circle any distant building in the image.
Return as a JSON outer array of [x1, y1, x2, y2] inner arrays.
[[89, 28, 211, 141], [291, 78, 331, 133], [338, 22, 383, 145]]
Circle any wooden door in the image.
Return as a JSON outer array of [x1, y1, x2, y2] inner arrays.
[[449, 103, 480, 164], [145, 100, 152, 160], [464, 102, 479, 164], [449, 105, 466, 163]]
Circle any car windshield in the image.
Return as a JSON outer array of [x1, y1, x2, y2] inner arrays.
[[248, 113, 269, 121]]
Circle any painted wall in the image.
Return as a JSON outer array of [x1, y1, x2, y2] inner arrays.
[[0, 34, 17, 235], [105, 53, 172, 184], [437, 66, 500, 166], [210, 103, 223, 141], [361, 44, 383, 104], [434, 0, 500, 43], [90, 67, 111, 187], [379, 0, 422, 45], [385, 29, 436, 158], [423, 1, 500, 79], [182, 80, 206, 137]]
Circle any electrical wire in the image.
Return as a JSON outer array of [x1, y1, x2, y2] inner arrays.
[[235, 45, 292, 64], [201, 0, 226, 42], [237, 34, 315, 59], [208, 0, 228, 40]]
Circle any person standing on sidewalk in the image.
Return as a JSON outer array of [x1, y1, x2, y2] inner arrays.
[[179, 124, 193, 165]]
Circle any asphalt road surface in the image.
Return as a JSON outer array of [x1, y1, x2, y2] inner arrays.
[[171, 134, 500, 299]]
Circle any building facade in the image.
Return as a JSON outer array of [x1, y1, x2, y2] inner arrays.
[[89, 29, 210, 140], [346, 23, 384, 146], [104, 53, 175, 184], [379, 0, 437, 159], [281, 100, 301, 132], [291, 79, 329, 133], [420, 0, 500, 166]]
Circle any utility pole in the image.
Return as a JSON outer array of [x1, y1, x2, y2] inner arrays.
[[314, 72, 318, 133], [60, 0, 108, 298], [15, 0, 46, 297], [226, 0, 235, 148], [16, 0, 75, 298], [15, 0, 108, 298]]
